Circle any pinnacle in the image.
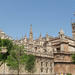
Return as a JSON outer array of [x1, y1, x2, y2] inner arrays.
[[59, 29, 64, 35]]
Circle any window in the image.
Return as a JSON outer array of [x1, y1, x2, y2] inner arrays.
[[50, 62, 52, 72], [57, 48, 60, 52], [41, 68, 43, 72], [35, 47, 37, 50], [44, 49, 47, 52], [41, 62, 43, 66], [50, 67, 52, 72], [50, 62, 52, 67], [46, 68, 48, 73], [46, 62, 48, 67], [73, 26, 75, 30]]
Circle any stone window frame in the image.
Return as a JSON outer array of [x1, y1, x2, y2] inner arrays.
[[40, 68, 43, 72], [56, 47, 60, 52], [46, 68, 48, 73], [46, 62, 48, 67], [50, 62, 53, 72], [41, 62, 43, 67], [35, 47, 37, 50]]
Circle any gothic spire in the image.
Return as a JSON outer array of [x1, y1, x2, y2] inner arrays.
[[59, 29, 64, 39], [25, 33, 27, 39], [24, 33, 27, 43], [59, 29, 64, 35], [39, 33, 42, 40], [30, 24, 32, 34], [46, 33, 49, 41], [72, 12, 75, 40], [29, 24, 33, 41]]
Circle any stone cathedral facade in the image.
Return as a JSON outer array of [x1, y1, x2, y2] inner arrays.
[[0, 22, 75, 75]]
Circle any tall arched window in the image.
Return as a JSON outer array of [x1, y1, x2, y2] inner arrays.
[[41, 62, 43, 66], [41, 68, 43, 72]]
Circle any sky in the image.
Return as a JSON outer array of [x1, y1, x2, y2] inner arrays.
[[0, 0, 75, 39]]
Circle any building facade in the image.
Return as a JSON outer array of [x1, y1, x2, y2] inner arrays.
[[0, 22, 75, 75]]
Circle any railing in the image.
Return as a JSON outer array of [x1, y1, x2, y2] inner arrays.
[[0, 74, 55, 75], [25, 50, 53, 58], [0, 74, 68, 75]]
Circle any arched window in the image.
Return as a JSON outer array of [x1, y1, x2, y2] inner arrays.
[[41, 62, 43, 66], [46, 68, 48, 73], [46, 62, 48, 67], [57, 47, 60, 52], [41, 68, 43, 72], [50, 62, 52, 72], [35, 47, 37, 50]]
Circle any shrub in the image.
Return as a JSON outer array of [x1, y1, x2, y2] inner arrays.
[[67, 73, 72, 75]]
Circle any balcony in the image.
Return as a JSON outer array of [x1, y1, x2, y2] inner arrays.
[[25, 50, 54, 58]]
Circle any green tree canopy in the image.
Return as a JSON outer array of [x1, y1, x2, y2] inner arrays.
[[6, 44, 36, 74], [6, 45, 25, 70], [0, 38, 36, 74], [67, 73, 72, 75], [72, 53, 75, 63], [25, 54, 36, 73], [0, 39, 13, 62]]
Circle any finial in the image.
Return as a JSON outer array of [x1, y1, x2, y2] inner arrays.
[[25, 33, 27, 39], [39, 33, 42, 40], [24, 33, 27, 43], [59, 29, 65, 39], [46, 32, 49, 41], [30, 24, 32, 34], [46, 32, 48, 37], [59, 29, 64, 35], [29, 24, 33, 42], [40, 33, 42, 38]]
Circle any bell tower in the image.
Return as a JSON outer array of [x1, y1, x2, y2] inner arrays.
[[72, 12, 75, 40]]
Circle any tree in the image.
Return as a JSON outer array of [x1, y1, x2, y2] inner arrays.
[[6, 45, 36, 74], [0, 39, 13, 64], [72, 53, 75, 63], [6, 45, 26, 75], [0, 39, 36, 74], [0, 38, 3, 47], [2, 39, 13, 54], [0, 39, 13, 74], [25, 54, 35, 73]]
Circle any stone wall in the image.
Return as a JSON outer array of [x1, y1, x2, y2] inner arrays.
[[0, 57, 54, 75], [54, 63, 75, 75]]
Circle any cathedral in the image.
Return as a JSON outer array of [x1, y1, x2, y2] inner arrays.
[[0, 21, 75, 75]]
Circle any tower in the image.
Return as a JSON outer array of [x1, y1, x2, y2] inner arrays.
[[72, 12, 75, 40], [72, 23, 75, 40], [29, 24, 33, 43]]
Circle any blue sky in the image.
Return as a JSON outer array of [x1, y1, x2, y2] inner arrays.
[[0, 0, 75, 39]]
